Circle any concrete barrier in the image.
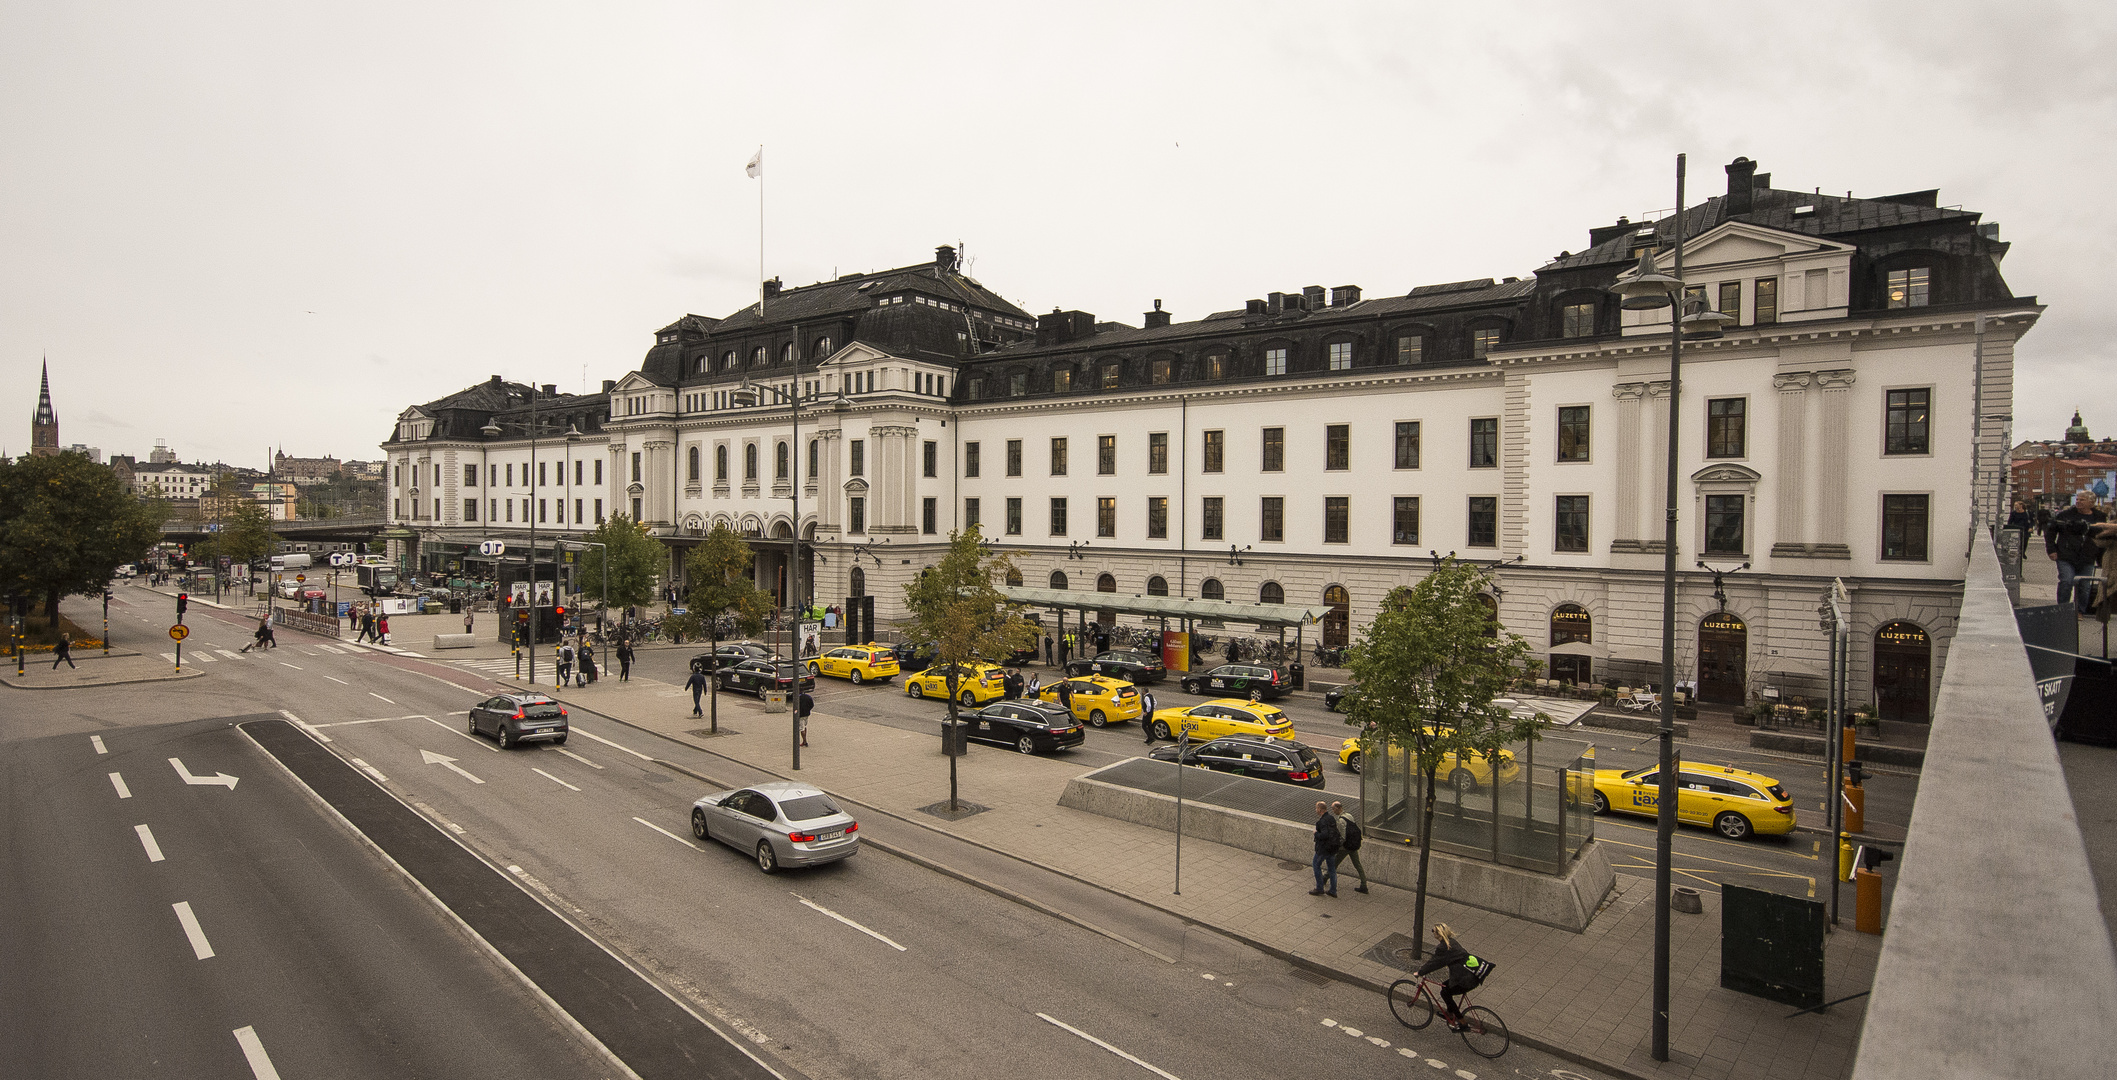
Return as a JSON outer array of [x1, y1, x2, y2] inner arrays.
[[431, 633, 478, 651], [1749, 730, 1924, 768], [1579, 710, 1689, 738]]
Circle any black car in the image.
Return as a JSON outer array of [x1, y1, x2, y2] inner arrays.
[[1180, 663, 1291, 700], [892, 640, 939, 675], [690, 641, 773, 673], [468, 692, 569, 749], [716, 658, 816, 698], [1149, 735, 1326, 787], [952, 700, 1085, 755], [1324, 684, 1353, 713], [1065, 649, 1166, 684]]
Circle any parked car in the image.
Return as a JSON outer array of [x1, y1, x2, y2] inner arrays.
[[689, 781, 860, 873], [1179, 663, 1291, 700], [1034, 675, 1144, 727], [1151, 735, 1327, 787], [952, 700, 1085, 755], [892, 640, 940, 675], [1065, 649, 1166, 684], [1337, 734, 1518, 791], [716, 658, 815, 698], [1144, 699, 1295, 742], [467, 692, 569, 749], [808, 644, 900, 684], [690, 641, 773, 673], [905, 662, 1006, 705]]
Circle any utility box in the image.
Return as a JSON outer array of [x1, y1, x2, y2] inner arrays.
[[940, 721, 968, 756], [1721, 884, 1825, 1009]]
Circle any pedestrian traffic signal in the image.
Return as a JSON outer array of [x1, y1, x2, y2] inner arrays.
[[176, 593, 188, 619], [555, 605, 566, 617]]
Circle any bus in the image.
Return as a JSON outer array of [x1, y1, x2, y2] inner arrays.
[[355, 563, 399, 597]]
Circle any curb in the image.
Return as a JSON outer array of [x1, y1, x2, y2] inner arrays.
[[1, 668, 208, 690]]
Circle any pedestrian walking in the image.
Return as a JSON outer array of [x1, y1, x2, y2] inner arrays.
[[465, 611, 475, 635], [1329, 800, 1369, 893], [1043, 633, 1054, 666], [579, 643, 597, 686], [556, 642, 574, 686], [617, 641, 634, 681], [51, 633, 76, 670], [798, 690, 814, 747], [1056, 678, 1074, 717], [377, 614, 390, 646], [1142, 689, 1157, 742], [1309, 801, 1342, 897], [241, 615, 269, 653], [2047, 491, 2110, 614], [685, 668, 708, 716]]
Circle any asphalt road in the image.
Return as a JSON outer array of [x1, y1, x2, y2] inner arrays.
[[49, 583, 1623, 1080]]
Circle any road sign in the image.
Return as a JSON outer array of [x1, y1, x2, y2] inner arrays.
[[480, 540, 507, 556], [169, 625, 189, 641], [329, 552, 350, 567], [295, 574, 306, 583]]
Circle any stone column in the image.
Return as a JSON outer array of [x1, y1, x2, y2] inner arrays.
[[1812, 369, 1856, 558], [1611, 382, 1651, 549], [1772, 371, 1812, 554], [816, 430, 843, 530], [1642, 380, 1670, 554], [870, 424, 920, 534], [1500, 371, 1530, 557]]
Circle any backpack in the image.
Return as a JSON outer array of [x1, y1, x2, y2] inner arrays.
[[1340, 815, 1363, 851]]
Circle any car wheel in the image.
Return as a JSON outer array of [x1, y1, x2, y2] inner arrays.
[[960, 690, 978, 706], [909, 683, 925, 699], [497, 726, 514, 750], [1183, 679, 1202, 695], [1449, 768, 1476, 794], [1592, 791, 1610, 815], [1715, 812, 1752, 840], [1016, 735, 1037, 755], [468, 715, 481, 737], [552, 734, 567, 746], [1088, 709, 1107, 728], [850, 670, 864, 686], [755, 840, 779, 874], [1346, 751, 1364, 774], [808, 661, 820, 676], [691, 808, 709, 841], [1151, 720, 1172, 740]]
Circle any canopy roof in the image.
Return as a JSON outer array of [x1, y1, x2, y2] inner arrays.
[[996, 586, 1329, 628]]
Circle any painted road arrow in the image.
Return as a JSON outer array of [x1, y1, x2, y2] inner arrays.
[[420, 749, 486, 785], [168, 758, 239, 789]]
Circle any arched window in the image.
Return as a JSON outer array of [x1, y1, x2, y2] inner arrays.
[[686, 446, 699, 483], [1049, 570, 1069, 590], [721, 350, 737, 371], [850, 567, 866, 596], [1201, 578, 1224, 601], [1322, 585, 1350, 647], [750, 346, 766, 367], [1146, 575, 1168, 596], [775, 441, 789, 480], [813, 336, 832, 358], [1259, 581, 1284, 605], [715, 445, 729, 481], [807, 439, 819, 480], [743, 444, 758, 480], [1096, 573, 1116, 593], [781, 343, 794, 365], [1006, 567, 1023, 587]]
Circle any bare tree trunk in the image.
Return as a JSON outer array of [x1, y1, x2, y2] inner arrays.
[[708, 621, 720, 734], [45, 589, 61, 626], [946, 670, 961, 810], [1411, 765, 1439, 962]]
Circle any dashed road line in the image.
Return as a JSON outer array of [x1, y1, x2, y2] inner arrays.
[[232, 1026, 282, 1080], [1037, 1013, 1185, 1079], [90, 735, 107, 755], [110, 772, 132, 799], [576, 728, 652, 761], [634, 816, 699, 849], [794, 894, 907, 951], [136, 824, 166, 862], [532, 767, 581, 791], [173, 901, 215, 959]]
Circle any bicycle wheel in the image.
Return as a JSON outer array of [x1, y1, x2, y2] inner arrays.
[[1387, 980, 1435, 1030], [1457, 1005, 1510, 1058]]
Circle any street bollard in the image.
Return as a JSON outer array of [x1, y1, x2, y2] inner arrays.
[[1842, 782, 1866, 834], [1855, 868, 1883, 934], [1839, 836, 1856, 882]]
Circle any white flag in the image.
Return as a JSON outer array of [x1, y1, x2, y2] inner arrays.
[[746, 148, 762, 179]]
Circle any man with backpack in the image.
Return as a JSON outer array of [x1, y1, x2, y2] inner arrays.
[[1329, 799, 1369, 894], [1309, 800, 1341, 897]]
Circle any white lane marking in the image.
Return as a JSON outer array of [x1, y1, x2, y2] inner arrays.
[[1320, 1018, 1337, 1026], [279, 662, 302, 670], [576, 728, 652, 761], [232, 1026, 282, 1080], [173, 901, 215, 959], [136, 824, 167, 862], [215, 650, 243, 660], [531, 768, 580, 791], [323, 675, 349, 684], [90, 735, 107, 755], [161, 652, 177, 663], [1456, 1070, 1478, 1079], [1365, 1035, 1389, 1046], [281, 708, 331, 742], [795, 894, 907, 952], [1340, 1026, 1363, 1037], [419, 750, 485, 784], [634, 816, 699, 849], [425, 715, 500, 752], [315, 644, 343, 654], [1426, 1060, 1446, 1069], [554, 747, 602, 769], [309, 716, 414, 729], [109, 772, 132, 798], [1037, 1013, 1186, 1079], [194, 652, 218, 662], [445, 710, 471, 716], [412, 801, 467, 835], [350, 758, 390, 782], [169, 758, 239, 789], [370, 693, 395, 704]]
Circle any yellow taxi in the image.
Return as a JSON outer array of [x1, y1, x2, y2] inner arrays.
[[807, 644, 901, 685], [906, 662, 1007, 706], [1145, 699, 1294, 742], [1586, 761, 1796, 840], [1035, 675, 1144, 728], [1337, 736, 1520, 793]]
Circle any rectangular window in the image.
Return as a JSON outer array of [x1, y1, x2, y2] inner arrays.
[[630, 452, 641, 483], [504, 499, 512, 522], [1101, 363, 1120, 389], [1882, 494, 1930, 560], [965, 498, 980, 530], [574, 461, 582, 485], [1151, 358, 1172, 384], [1097, 497, 1116, 537], [594, 498, 603, 523], [1323, 497, 1348, 543], [1009, 373, 1026, 397], [1006, 439, 1022, 477], [1327, 342, 1352, 370], [923, 497, 937, 535], [1147, 497, 1167, 539], [464, 499, 478, 521], [465, 465, 478, 487], [1265, 347, 1287, 376], [631, 496, 641, 520], [1260, 497, 1284, 542], [1470, 417, 1499, 468], [1754, 277, 1778, 324], [594, 459, 603, 485], [1052, 368, 1072, 393], [849, 497, 866, 535], [1148, 432, 1168, 474], [1886, 267, 1930, 309], [1262, 427, 1284, 472], [1392, 497, 1419, 545], [490, 499, 497, 521], [850, 439, 865, 476], [1324, 424, 1349, 470], [1886, 389, 1931, 454], [1050, 437, 1068, 476], [1471, 328, 1501, 358], [1718, 281, 1741, 318], [1049, 497, 1068, 536], [1202, 496, 1224, 540], [555, 500, 564, 525], [1204, 353, 1226, 379], [574, 498, 582, 523], [1468, 496, 1497, 547], [1396, 335, 1422, 364], [490, 464, 498, 487], [1707, 398, 1747, 458], [1557, 406, 1591, 462], [1394, 421, 1420, 469], [539, 498, 549, 524], [1561, 303, 1595, 338], [1705, 495, 1746, 555], [506, 463, 514, 486], [1554, 495, 1589, 552], [395, 464, 402, 486], [1202, 430, 1224, 473], [807, 439, 818, 480], [1684, 283, 1706, 312], [1006, 497, 1022, 536], [964, 442, 980, 477], [1097, 435, 1115, 475], [923, 441, 937, 478]]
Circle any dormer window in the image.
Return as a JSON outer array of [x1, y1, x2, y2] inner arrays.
[[1562, 303, 1595, 338], [722, 350, 737, 371], [750, 347, 766, 367], [1886, 267, 1930, 309], [1471, 328, 1502, 358]]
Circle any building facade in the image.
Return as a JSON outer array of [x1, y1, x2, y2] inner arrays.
[[385, 158, 2036, 720]]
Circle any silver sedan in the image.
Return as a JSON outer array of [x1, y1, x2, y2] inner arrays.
[[689, 781, 860, 873]]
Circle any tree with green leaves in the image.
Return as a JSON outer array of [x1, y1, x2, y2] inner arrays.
[[896, 524, 1040, 810], [682, 524, 775, 734], [0, 451, 165, 621], [578, 514, 665, 625], [1340, 557, 1546, 957]]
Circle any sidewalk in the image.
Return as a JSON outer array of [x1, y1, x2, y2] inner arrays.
[[511, 668, 1878, 1080]]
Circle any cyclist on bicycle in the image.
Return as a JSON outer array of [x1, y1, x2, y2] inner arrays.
[[1416, 924, 1489, 1030]]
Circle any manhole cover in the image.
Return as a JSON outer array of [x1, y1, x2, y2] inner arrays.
[[919, 800, 989, 821], [1277, 860, 1306, 872]]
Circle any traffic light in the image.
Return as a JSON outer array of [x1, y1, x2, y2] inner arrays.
[[1844, 760, 1868, 786], [554, 605, 566, 618], [177, 593, 188, 620]]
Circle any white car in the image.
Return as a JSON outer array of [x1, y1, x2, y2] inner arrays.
[[689, 782, 859, 873]]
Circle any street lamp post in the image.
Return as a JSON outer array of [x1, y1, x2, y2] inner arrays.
[[1609, 152, 1733, 1064], [483, 387, 582, 690]]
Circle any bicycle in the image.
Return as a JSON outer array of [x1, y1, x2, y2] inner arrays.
[[1386, 976, 1509, 1059]]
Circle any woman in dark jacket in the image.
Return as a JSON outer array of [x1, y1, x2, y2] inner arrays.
[[1416, 923, 1491, 1027]]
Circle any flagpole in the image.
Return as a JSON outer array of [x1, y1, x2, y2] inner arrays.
[[755, 144, 765, 318]]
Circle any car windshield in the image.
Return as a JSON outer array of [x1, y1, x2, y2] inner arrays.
[[1767, 783, 1789, 800], [778, 794, 843, 822]]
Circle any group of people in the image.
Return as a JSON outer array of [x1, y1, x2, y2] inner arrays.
[[2019, 492, 2117, 616], [554, 638, 635, 688], [347, 606, 390, 645], [239, 614, 277, 653]]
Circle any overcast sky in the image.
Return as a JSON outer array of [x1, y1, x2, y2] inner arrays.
[[3, 1, 2110, 467]]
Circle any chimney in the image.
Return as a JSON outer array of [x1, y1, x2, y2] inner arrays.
[[1036, 309, 1097, 346], [1244, 299, 1267, 318], [762, 276, 783, 298], [1303, 285, 1326, 310], [490, 374, 503, 385], [1143, 299, 1171, 329], [541, 384, 557, 396], [601, 379, 616, 393], [1330, 285, 1362, 307], [1587, 216, 1634, 248], [1267, 291, 1286, 313], [935, 245, 958, 274], [1725, 156, 1758, 216]]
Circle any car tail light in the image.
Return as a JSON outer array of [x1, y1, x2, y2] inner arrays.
[[512, 710, 525, 720], [787, 830, 818, 842], [1775, 805, 1792, 814], [1288, 771, 1311, 782], [845, 822, 859, 833], [1271, 671, 1283, 685]]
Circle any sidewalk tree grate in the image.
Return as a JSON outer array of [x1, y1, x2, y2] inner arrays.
[[918, 799, 990, 822], [686, 728, 742, 739], [1363, 932, 1426, 973]]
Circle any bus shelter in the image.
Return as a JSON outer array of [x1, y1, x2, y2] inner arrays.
[[993, 586, 1329, 673]]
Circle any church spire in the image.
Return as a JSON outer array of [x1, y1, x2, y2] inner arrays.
[[30, 357, 59, 457]]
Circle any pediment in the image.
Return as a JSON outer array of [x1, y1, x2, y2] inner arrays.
[[1681, 221, 1853, 272], [824, 341, 896, 367], [1691, 463, 1763, 484], [609, 371, 661, 393], [843, 477, 870, 494]]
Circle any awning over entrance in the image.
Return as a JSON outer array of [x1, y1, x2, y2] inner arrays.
[[995, 586, 1329, 628]]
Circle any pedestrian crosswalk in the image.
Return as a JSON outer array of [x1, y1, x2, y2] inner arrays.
[[450, 657, 532, 676]]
